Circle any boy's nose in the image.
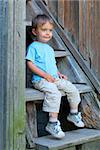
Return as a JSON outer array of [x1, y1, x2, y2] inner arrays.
[[46, 31, 50, 34]]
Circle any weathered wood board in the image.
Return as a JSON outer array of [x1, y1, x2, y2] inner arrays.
[[0, 0, 26, 149]]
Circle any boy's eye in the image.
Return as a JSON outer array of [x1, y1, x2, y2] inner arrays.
[[42, 29, 53, 32], [50, 29, 53, 32], [42, 29, 46, 31]]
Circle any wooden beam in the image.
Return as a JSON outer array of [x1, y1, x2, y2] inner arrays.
[[58, 0, 65, 28], [0, 0, 26, 149], [0, 2, 7, 149], [35, 0, 100, 95]]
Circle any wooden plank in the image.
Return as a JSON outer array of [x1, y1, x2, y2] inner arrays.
[[81, 139, 100, 150], [54, 50, 68, 58], [35, 129, 100, 150], [74, 84, 92, 93], [26, 0, 42, 22], [47, 0, 58, 19], [62, 146, 76, 150], [26, 102, 37, 148], [0, 0, 26, 149], [35, 0, 100, 95], [25, 88, 44, 101], [6, 1, 15, 149], [58, 0, 65, 28], [25, 84, 92, 102], [63, 147, 76, 150], [79, 1, 100, 81], [25, 20, 32, 26], [0, 1, 7, 149], [64, 0, 79, 48], [13, 1, 26, 149], [80, 92, 100, 129]]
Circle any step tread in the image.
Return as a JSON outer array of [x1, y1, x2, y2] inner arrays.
[[25, 20, 32, 26], [34, 129, 100, 149], [54, 50, 69, 57], [74, 83, 92, 93], [25, 84, 92, 102]]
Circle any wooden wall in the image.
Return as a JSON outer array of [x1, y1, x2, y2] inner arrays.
[[79, 0, 100, 81], [0, 0, 26, 149], [43, 0, 100, 81]]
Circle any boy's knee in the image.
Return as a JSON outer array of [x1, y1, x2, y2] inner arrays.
[[51, 90, 62, 99], [71, 84, 79, 95], [43, 90, 62, 112]]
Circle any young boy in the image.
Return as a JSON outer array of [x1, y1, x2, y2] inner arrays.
[[26, 14, 84, 139]]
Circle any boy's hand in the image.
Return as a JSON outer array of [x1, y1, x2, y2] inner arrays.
[[58, 72, 68, 80], [44, 73, 55, 82]]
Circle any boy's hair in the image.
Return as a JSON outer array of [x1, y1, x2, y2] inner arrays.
[[32, 14, 53, 29]]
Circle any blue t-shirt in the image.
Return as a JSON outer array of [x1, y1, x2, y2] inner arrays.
[[26, 41, 58, 82]]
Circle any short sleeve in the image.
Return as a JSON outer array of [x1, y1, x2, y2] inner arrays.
[[26, 45, 35, 63]]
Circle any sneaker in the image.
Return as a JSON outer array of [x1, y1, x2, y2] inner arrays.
[[45, 120, 65, 139], [67, 112, 85, 127]]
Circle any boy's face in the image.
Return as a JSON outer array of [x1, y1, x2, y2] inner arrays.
[[32, 21, 53, 43]]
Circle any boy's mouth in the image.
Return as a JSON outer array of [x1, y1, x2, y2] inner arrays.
[[44, 37, 51, 40]]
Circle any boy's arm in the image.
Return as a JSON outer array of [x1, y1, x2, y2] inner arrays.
[[27, 60, 55, 82]]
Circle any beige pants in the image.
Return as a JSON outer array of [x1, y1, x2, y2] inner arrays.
[[33, 78, 81, 113]]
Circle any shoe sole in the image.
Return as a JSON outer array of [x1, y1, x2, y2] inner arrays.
[[46, 127, 65, 139]]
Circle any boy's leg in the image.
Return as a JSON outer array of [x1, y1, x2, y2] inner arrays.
[[33, 79, 61, 113], [33, 79, 65, 138], [55, 79, 84, 127], [49, 112, 58, 122]]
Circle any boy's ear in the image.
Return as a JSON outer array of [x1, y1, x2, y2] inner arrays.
[[32, 28, 37, 36]]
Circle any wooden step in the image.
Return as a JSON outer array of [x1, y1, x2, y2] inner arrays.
[[73, 83, 92, 93], [34, 128, 100, 150], [25, 20, 32, 26], [25, 84, 92, 102], [54, 50, 69, 58]]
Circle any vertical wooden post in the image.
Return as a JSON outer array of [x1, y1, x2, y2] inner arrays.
[[58, 0, 65, 28], [0, 1, 9, 149], [0, 0, 26, 149]]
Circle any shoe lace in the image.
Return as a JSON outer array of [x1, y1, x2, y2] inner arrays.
[[78, 112, 82, 119], [54, 121, 62, 133], [75, 112, 82, 123]]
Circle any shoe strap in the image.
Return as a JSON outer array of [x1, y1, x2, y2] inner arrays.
[[70, 112, 78, 115]]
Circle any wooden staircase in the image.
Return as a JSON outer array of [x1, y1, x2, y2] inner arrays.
[[25, 0, 100, 149]]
